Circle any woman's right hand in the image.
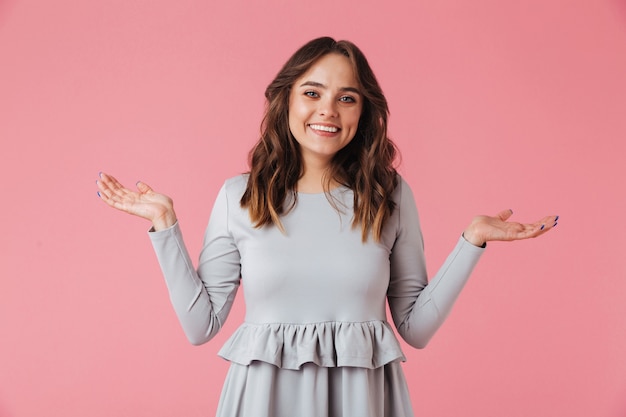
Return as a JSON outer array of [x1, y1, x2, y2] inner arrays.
[[96, 172, 177, 230]]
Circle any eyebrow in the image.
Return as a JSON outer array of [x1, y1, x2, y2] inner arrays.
[[299, 81, 361, 95]]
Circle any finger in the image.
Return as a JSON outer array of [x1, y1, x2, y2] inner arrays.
[[98, 186, 136, 214], [497, 209, 514, 221], [97, 173, 118, 193], [508, 223, 544, 240], [96, 173, 135, 211], [518, 216, 559, 239], [100, 172, 128, 193], [98, 173, 135, 202], [97, 183, 121, 208], [532, 215, 559, 232], [136, 180, 153, 194], [96, 180, 124, 206], [96, 177, 116, 200]]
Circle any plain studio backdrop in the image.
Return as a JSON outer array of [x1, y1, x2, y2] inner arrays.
[[1, 1, 625, 416]]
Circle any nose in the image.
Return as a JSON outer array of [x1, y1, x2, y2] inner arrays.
[[318, 96, 338, 118]]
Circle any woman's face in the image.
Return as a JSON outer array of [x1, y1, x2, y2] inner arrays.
[[288, 53, 362, 168]]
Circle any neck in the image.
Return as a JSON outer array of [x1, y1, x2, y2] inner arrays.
[[297, 160, 334, 194]]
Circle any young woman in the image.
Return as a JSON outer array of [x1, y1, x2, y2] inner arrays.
[[96, 37, 557, 417]]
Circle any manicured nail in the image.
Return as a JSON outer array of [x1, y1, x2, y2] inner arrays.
[[553, 222, 558, 227], [555, 215, 559, 221], [97, 191, 101, 198], [99, 172, 103, 178], [540, 224, 545, 230]]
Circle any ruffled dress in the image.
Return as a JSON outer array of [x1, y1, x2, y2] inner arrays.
[[149, 175, 484, 417]]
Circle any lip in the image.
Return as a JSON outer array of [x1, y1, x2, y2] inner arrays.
[[308, 123, 341, 136]]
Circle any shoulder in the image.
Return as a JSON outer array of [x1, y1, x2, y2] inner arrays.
[[210, 174, 248, 211], [222, 174, 249, 197], [224, 173, 248, 189], [391, 175, 416, 206]]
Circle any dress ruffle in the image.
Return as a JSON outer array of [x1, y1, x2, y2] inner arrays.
[[218, 320, 406, 370]]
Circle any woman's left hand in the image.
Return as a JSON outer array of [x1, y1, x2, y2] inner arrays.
[[462, 209, 558, 247]]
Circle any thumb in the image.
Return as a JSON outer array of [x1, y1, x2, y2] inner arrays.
[[136, 180, 153, 194], [496, 208, 514, 221]]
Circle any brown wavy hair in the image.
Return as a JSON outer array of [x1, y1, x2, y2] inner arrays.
[[240, 36, 399, 242]]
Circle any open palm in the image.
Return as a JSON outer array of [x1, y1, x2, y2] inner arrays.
[[96, 172, 177, 230], [463, 209, 558, 246]]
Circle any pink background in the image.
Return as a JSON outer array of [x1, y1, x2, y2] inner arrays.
[[1, 0, 625, 416]]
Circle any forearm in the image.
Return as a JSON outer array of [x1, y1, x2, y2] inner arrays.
[[149, 222, 227, 345], [393, 236, 485, 348]]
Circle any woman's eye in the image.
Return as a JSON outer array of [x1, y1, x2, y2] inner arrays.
[[304, 91, 319, 98], [339, 96, 356, 103]]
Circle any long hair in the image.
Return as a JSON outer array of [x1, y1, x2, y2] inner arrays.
[[240, 36, 399, 242]]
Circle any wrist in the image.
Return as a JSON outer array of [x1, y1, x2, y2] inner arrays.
[[152, 210, 177, 231], [462, 226, 486, 247]]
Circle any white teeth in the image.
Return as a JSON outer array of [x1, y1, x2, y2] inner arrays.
[[309, 124, 339, 133]]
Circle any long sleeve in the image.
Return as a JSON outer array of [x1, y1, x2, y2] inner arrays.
[[149, 183, 241, 345], [387, 180, 485, 349]]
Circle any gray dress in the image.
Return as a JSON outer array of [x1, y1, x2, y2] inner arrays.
[[149, 175, 485, 417]]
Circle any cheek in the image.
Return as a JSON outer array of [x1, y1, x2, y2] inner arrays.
[[288, 100, 311, 134], [348, 109, 363, 130], [287, 107, 299, 134], [287, 111, 303, 142], [289, 99, 307, 117], [287, 97, 296, 131]]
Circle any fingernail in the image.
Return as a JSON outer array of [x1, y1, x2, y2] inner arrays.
[[553, 222, 558, 227], [555, 215, 559, 221], [540, 224, 545, 230], [99, 172, 103, 178], [510, 209, 514, 214], [97, 191, 101, 198]]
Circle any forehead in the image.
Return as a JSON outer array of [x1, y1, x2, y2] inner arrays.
[[296, 53, 358, 87]]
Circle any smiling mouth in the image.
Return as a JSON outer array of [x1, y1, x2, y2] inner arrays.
[[309, 124, 340, 133]]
